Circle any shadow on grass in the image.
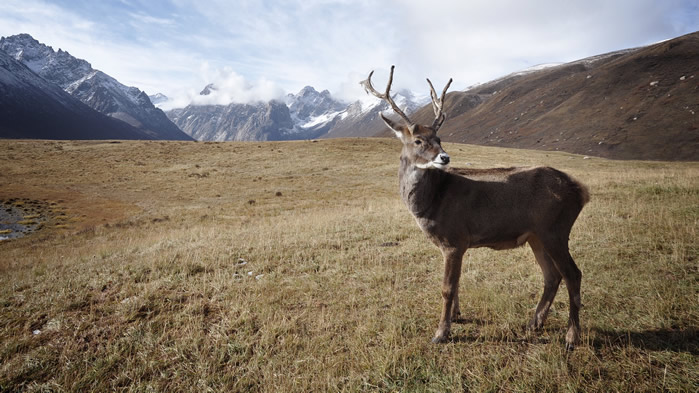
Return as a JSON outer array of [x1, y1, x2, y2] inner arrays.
[[591, 327, 698, 355], [452, 316, 488, 325], [443, 326, 698, 355], [447, 333, 554, 346], [447, 318, 555, 346], [429, 317, 697, 353]]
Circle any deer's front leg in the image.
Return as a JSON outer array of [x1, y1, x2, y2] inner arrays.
[[451, 284, 461, 321], [432, 249, 464, 343]]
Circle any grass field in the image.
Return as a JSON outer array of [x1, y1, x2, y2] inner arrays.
[[0, 138, 697, 392]]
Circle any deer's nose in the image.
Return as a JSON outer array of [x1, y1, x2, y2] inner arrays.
[[438, 153, 450, 164]]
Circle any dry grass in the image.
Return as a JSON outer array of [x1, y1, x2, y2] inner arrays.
[[0, 139, 697, 392]]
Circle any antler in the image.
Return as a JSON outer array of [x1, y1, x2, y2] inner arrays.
[[426, 77, 453, 131], [360, 65, 413, 125]]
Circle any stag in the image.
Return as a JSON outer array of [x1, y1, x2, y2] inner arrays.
[[362, 66, 589, 350]]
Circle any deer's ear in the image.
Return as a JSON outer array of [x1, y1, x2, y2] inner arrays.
[[380, 113, 408, 140]]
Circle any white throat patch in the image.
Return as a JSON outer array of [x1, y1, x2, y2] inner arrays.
[[415, 161, 448, 170]]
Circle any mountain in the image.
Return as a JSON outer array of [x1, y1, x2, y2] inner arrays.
[[284, 86, 346, 138], [288, 86, 345, 120], [167, 100, 295, 141], [0, 50, 155, 140], [167, 85, 347, 141], [376, 31, 699, 161], [319, 89, 427, 139], [165, 84, 426, 142], [148, 93, 168, 105], [199, 83, 217, 96], [0, 33, 192, 141]]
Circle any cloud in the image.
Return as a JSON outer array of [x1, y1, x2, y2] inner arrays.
[[385, 0, 694, 91], [192, 64, 285, 105], [156, 64, 286, 110], [163, 0, 404, 100], [2, 0, 697, 109], [128, 12, 175, 27], [171, 0, 696, 103], [0, 0, 96, 46], [0, 0, 204, 97]]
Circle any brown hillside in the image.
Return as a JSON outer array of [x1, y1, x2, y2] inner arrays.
[[380, 31, 699, 161]]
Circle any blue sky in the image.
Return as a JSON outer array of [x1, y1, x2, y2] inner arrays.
[[1, 0, 697, 109]]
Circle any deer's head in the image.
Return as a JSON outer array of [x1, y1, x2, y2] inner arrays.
[[361, 66, 452, 170]]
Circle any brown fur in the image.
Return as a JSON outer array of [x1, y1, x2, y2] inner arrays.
[[364, 67, 589, 349], [395, 123, 589, 349]]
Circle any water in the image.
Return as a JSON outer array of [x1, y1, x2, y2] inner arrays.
[[0, 201, 44, 240]]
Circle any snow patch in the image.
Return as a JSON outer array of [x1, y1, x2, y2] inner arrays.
[[301, 110, 342, 128], [514, 63, 563, 75]]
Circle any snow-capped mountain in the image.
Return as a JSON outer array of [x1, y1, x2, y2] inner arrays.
[[199, 83, 217, 96], [284, 86, 427, 139], [148, 93, 168, 105], [165, 82, 428, 141], [165, 84, 334, 141], [0, 50, 155, 140], [285, 86, 345, 137], [318, 90, 429, 139], [287, 86, 344, 122], [0, 33, 192, 141]]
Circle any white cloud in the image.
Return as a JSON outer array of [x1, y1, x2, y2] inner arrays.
[[1, 0, 697, 109], [166, 1, 402, 93], [0, 1, 96, 47], [128, 12, 175, 27], [384, 0, 693, 92], [156, 64, 286, 110], [0, 0, 202, 98], [192, 65, 285, 105]]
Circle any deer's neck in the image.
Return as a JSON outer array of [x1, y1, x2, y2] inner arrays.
[[399, 155, 448, 218]]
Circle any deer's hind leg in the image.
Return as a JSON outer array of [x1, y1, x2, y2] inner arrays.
[[539, 235, 583, 351], [527, 235, 562, 331]]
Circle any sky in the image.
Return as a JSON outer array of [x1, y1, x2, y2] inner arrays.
[[1, 0, 697, 109]]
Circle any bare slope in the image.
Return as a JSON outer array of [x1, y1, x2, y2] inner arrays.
[[377, 31, 699, 161]]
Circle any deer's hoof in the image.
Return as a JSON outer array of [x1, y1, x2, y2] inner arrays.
[[527, 319, 543, 331], [431, 334, 449, 344], [565, 327, 580, 351]]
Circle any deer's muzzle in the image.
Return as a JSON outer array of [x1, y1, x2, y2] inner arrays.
[[438, 153, 450, 165]]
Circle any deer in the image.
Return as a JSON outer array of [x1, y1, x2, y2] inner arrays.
[[361, 66, 590, 350]]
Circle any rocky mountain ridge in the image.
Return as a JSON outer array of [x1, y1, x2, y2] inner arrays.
[[0, 50, 155, 140], [167, 100, 295, 141], [166, 84, 427, 141], [0, 33, 192, 140]]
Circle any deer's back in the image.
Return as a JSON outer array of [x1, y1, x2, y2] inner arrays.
[[449, 166, 588, 208], [423, 166, 589, 249]]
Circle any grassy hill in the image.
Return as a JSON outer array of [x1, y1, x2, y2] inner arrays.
[[0, 139, 697, 391], [377, 31, 699, 161]]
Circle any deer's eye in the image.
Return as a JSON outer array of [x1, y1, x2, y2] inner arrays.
[[414, 139, 422, 145]]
